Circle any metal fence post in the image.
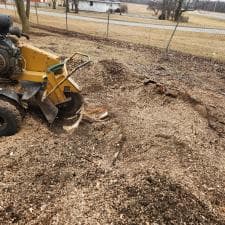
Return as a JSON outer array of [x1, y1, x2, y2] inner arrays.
[[106, 1, 112, 38], [66, 0, 69, 30]]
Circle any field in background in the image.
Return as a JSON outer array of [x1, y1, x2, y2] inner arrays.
[[1, 3, 225, 60], [14, 3, 225, 28], [126, 3, 150, 14], [2, 4, 225, 225]]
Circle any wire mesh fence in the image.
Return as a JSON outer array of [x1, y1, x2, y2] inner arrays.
[[1, 1, 225, 60]]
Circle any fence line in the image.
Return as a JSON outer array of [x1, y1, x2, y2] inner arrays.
[[1, 2, 225, 60]]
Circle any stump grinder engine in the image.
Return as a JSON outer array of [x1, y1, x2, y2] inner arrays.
[[0, 14, 90, 136]]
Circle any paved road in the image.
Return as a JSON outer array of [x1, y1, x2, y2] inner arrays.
[[1, 4, 225, 35]]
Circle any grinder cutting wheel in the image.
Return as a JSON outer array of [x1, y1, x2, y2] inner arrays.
[[0, 14, 91, 136]]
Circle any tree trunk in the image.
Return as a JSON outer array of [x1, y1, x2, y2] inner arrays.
[[160, 0, 166, 20], [174, 0, 183, 21], [15, 0, 29, 33], [26, 0, 31, 19], [166, 0, 173, 20], [74, 0, 79, 13], [66, 0, 69, 12], [52, 0, 56, 9]]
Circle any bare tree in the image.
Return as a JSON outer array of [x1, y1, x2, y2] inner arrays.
[[174, 0, 195, 21], [160, 0, 166, 19], [147, 0, 161, 15], [15, 0, 30, 32], [26, 0, 31, 18], [159, 0, 176, 20], [174, 0, 183, 21], [148, 0, 194, 21], [66, 0, 70, 12], [165, 0, 196, 55], [52, 0, 57, 9], [73, 0, 79, 13]]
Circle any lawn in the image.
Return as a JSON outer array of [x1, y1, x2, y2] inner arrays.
[[1, 5, 225, 61]]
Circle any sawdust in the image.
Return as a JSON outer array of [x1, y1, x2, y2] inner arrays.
[[1, 29, 225, 225], [99, 59, 127, 85]]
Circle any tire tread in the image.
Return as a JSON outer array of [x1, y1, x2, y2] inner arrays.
[[0, 99, 22, 136]]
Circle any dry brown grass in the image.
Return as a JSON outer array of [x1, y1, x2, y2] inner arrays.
[[2, 7, 225, 61], [187, 12, 225, 29], [126, 3, 149, 14], [6, 3, 225, 28]]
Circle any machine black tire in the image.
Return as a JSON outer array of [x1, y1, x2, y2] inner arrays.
[[0, 99, 22, 136], [59, 93, 83, 118]]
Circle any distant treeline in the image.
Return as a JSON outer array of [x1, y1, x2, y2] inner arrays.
[[195, 1, 225, 13], [120, 0, 225, 13]]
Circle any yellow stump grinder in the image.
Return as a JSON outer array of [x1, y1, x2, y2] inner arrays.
[[0, 14, 90, 136]]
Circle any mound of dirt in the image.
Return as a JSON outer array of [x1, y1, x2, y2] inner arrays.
[[99, 59, 128, 85], [73, 59, 133, 95], [115, 172, 223, 225]]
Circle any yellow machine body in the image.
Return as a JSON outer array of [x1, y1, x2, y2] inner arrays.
[[18, 43, 81, 106], [0, 15, 90, 136]]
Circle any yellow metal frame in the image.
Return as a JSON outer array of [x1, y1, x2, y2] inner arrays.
[[17, 43, 84, 105]]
